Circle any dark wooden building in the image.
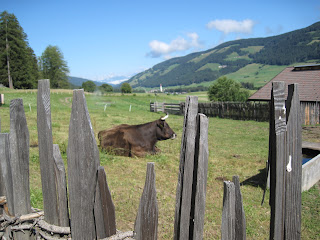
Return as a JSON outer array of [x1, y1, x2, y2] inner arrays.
[[249, 64, 320, 125]]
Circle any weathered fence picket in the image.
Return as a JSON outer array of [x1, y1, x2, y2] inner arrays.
[[285, 83, 302, 239], [134, 162, 158, 240], [0, 133, 13, 216], [9, 99, 31, 240], [67, 89, 101, 239], [95, 165, 117, 238], [269, 81, 287, 240], [221, 181, 235, 240], [52, 144, 69, 227], [221, 176, 246, 240], [233, 176, 246, 240], [192, 113, 209, 240], [269, 82, 302, 240], [37, 79, 60, 226], [174, 96, 209, 240]]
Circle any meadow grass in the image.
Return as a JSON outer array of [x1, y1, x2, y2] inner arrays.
[[0, 89, 318, 239]]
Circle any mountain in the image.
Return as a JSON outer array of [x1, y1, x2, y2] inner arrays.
[[128, 22, 320, 89], [68, 75, 129, 88], [68, 76, 104, 87]]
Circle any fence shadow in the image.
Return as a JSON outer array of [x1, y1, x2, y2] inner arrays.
[[240, 168, 267, 190]]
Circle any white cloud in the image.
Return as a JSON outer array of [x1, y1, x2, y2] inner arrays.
[[147, 32, 202, 58], [206, 19, 255, 35]]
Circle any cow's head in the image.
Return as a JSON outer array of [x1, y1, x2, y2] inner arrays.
[[156, 114, 176, 140]]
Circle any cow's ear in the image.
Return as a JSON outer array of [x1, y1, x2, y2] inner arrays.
[[157, 120, 164, 129]]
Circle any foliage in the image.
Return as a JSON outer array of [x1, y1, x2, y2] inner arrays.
[[39, 45, 69, 89], [208, 76, 250, 102], [241, 81, 256, 90], [82, 80, 96, 92], [0, 11, 39, 89], [120, 82, 132, 93], [128, 22, 320, 89], [99, 83, 113, 93]]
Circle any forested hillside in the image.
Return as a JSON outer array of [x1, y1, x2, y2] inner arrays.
[[128, 22, 320, 89]]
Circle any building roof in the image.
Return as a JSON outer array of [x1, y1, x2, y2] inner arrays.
[[249, 65, 320, 102]]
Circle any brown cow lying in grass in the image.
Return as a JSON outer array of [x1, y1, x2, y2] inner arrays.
[[98, 114, 176, 157]]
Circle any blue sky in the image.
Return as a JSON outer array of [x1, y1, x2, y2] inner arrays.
[[2, 0, 320, 82]]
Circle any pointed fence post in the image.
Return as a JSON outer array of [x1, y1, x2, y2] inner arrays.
[[269, 81, 287, 240], [9, 99, 31, 240], [174, 96, 209, 240], [37, 79, 59, 225], [221, 181, 235, 240], [221, 176, 246, 240], [193, 113, 209, 240], [53, 144, 69, 227], [67, 89, 100, 239], [269, 82, 302, 240], [94, 166, 116, 238], [233, 176, 246, 240], [0, 133, 14, 215], [134, 162, 158, 240], [285, 83, 302, 239]]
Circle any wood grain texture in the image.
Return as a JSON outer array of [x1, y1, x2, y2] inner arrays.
[[67, 89, 100, 239], [95, 166, 116, 239], [37, 79, 59, 225], [53, 144, 69, 227], [269, 81, 286, 240], [174, 96, 198, 240], [9, 99, 31, 239], [134, 162, 158, 240], [233, 176, 246, 240], [192, 114, 209, 240], [285, 83, 302, 239], [221, 181, 235, 240], [0, 133, 13, 215]]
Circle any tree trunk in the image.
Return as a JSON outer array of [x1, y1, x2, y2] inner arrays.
[[6, 18, 13, 89]]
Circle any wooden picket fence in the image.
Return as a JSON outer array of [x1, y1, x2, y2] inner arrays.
[[0, 80, 302, 239], [151, 100, 319, 125], [150, 102, 182, 115]]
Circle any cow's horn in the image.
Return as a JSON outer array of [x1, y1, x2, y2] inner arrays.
[[161, 113, 169, 120]]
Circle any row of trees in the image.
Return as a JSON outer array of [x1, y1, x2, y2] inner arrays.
[[82, 81, 132, 94], [0, 11, 69, 89]]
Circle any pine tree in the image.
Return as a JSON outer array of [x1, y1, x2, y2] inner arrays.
[[39, 45, 70, 89], [0, 11, 39, 89]]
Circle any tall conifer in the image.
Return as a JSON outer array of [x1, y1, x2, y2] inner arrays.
[[0, 11, 38, 89]]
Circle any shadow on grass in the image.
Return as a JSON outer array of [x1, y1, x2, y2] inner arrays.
[[241, 168, 267, 190]]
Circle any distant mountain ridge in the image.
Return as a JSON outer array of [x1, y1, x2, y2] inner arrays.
[[127, 21, 320, 89], [68, 76, 128, 87]]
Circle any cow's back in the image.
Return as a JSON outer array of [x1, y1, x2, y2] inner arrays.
[[98, 125, 132, 156]]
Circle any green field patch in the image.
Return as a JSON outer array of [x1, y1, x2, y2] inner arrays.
[[224, 52, 251, 61], [240, 46, 264, 54], [196, 63, 220, 72], [225, 63, 286, 87], [160, 64, 179, 75], [307, 39, 320, 45], [189, 49, 217, 63]]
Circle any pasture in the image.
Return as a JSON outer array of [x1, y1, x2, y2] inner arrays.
[[0, 88, 319, 239]]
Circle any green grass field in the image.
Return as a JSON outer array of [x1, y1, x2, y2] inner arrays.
[[0, 89, 319, 239]]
